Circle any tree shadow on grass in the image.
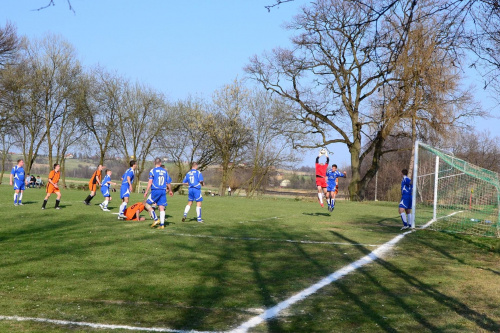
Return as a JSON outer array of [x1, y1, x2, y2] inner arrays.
[[329, 230, 500, 332], [414, 233, 500, 277], [448, 232, 500, 254], [240, 229, 284, 333], [273, 228, 403, 333], [168, 237, 245, 331]]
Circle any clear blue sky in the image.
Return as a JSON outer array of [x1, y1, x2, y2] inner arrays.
[[1, 0, 498, 169]]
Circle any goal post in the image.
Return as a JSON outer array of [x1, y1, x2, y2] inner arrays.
[[412, 141, 500, 237]]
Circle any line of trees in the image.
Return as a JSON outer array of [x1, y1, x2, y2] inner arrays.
[[248, 0, 498, 200], [0, 27, 302, 194], [3, 0, 499, 200]]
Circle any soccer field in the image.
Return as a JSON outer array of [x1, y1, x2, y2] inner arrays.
[[0, 185, 499, 332]]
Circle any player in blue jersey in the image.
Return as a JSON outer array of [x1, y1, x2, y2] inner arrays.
[[118, 160, 137, 219], [144, 158, 173, 229], [325, 164, 346, 212], [399, 169, 413, 230], [10, 159, 28, 206], [182, 162, 205, 223], [99, 169, 116, 212]]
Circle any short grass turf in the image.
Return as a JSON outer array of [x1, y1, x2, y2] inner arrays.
[[0, 185, 498, 332]]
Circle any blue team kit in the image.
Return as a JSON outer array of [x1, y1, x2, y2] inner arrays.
[[146, 166, 172, 207], [183, 169, 204, 202]]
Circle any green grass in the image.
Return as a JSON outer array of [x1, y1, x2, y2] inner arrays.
[[0, 185, 499, 332]]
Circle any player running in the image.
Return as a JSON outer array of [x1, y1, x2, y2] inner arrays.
[[42, 164, 62, 210], [10, 159, 28, 206], [182, 162, 205, 223], [399, 169, 413, 230], [99, 169, 116, 211], [84, 164, 103, 205], [315, 149, 329, 207], [144, 158, 173, 229], [325, 164, 346, 212], [118, 160, 137, 219]]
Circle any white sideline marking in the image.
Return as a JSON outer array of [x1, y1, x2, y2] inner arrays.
[[431, 210, 464, 223], [229, 230, 414, 333], [230, 215, 449, 332], [164, 233, 381, 247], [0, 315, 218, 333]]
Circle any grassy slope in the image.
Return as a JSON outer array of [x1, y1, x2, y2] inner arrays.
[[0, 185, 498, 332]]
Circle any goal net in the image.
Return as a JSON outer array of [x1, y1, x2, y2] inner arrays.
[[413, 142, 500, 238]]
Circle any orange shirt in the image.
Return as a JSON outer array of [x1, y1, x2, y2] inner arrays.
[[46, 170, 61, 193], [48, 170, 60, 185], [124, 202, 145, 221], [89, 169, 102, 185]]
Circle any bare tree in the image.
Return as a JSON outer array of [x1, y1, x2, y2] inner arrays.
[[373, 12, 480, 178], [77, 67, 123, 165], [464, 1, 500, 99], [159, 96, 217, 184], [0, 58, 46, 173], [0, 22, 20, 68], [0, 130, 15, 183], [0, 22, 20, 135], [453, 131, 500, 173], [23, 34, 82, 168], [34, 0, 74, 12], [205, 80, 253, 195], [244, 89, 302, 196], [247, 0, 478, 200], [266, 1, 500, 95], [53, 89, 86, 188], [247, 0, 397, 200], [115, 82, 169, 189]]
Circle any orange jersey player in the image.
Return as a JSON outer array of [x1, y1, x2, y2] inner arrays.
[[42, 163, 62, 210], [84, 164, 104, 205], [122, 201, 157, 222]]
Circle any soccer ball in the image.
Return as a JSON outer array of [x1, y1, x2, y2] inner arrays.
[[319, 148, 327, 155]]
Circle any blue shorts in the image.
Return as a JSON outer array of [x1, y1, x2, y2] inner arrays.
[[327, 183, 337, 192], [101, 187, 111, 198], [14, 181, 25, 191], [147, 189, 167, 206], [188, 187, 203, 202], [120, 184, 131, 199], [399, 196, 412, 209]]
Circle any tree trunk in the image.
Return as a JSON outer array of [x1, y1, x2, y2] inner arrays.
[[220, 159, 231, 196], [61, 157, 67, 188], [348, 148, 361, 201]]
